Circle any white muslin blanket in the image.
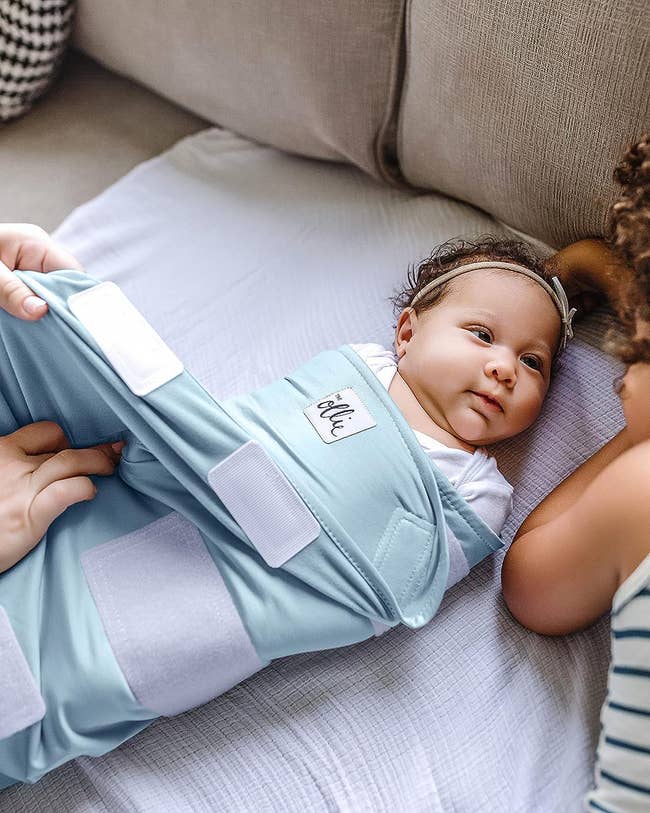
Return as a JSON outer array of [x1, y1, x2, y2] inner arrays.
[[0, 128, 624, 812]]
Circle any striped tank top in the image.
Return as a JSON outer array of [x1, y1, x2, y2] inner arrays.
[[585, 552, 650, 812]]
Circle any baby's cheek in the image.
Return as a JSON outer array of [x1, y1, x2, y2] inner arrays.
[[521, 395, 545, 428]]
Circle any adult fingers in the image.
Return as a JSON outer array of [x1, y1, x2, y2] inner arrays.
[[3, 421, 70, 456], [16, 429, 123, 468], [0, 224, 82, 273], [0, 257, 48, 320], [16, 237, 83, 274], [30, 446, 118, 494], [29, 476, 97, 539], [0, 224, 82, 320]]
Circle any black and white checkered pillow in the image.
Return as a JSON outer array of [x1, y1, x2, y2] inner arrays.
[[0, 0, 75, 122]]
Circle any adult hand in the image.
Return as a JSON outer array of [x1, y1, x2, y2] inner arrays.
[[0, 223, 83, 320], [0, 422, 123, 574]]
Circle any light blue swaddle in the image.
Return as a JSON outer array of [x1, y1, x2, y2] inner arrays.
[[0, 270, 503, 789]]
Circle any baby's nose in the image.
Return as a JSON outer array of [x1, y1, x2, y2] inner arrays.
[[485, 354, 517, 384]]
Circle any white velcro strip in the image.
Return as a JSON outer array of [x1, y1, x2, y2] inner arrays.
[[0, 606, 46, 740], [67, 282, 183, 396], [370, 619, 391, 637], [82, 511, 262, 717], [444, 529, 470, 590], [208, 440, 321, 568]]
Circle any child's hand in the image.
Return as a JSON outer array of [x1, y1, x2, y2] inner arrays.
[[0, 223, 83, 321], [0, 421, 123, 574], [550, 238, 634, 315]]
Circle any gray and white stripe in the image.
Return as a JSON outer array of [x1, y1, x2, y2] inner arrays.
[[585, 568, 650, 812]]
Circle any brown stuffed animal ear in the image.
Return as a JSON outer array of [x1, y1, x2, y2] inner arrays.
[[0, 1, 75, 124]]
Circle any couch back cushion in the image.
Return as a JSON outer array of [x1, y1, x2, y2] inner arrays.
[[398, 0, 650, 246], [73, 0, 404, 180]]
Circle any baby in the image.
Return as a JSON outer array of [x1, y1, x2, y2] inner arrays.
[[352, 235, 572, 538], [0, 228, 572, 788]]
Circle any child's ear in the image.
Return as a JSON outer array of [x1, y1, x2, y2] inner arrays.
[[394, 307, 416, 359]]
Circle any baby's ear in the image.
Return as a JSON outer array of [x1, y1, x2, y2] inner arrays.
[[394, 307, 416, 358]]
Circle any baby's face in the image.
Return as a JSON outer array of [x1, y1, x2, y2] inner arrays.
[[394, 269, 561, 446]]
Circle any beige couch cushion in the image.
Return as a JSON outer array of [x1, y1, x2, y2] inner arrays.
[[73, 0, 404, 181], [0, 51, 206, 231], [398, 0, 650, 247]]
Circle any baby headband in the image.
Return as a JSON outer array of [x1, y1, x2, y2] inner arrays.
[[409, 260, 577, 353]]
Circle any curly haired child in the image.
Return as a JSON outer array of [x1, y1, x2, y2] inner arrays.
[[502, 134, 650, 811]]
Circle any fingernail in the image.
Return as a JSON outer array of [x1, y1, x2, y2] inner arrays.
[[24, 296, 47, 314], [111, 441, 125, 453]]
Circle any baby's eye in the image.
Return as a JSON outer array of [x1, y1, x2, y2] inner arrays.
[[468, 327, 492, 343], [521, 355, 543, 372]]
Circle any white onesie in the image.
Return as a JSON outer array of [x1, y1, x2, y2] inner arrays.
[[351, 343, 513, 587]]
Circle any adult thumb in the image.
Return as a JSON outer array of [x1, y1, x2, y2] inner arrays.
[[0, 259, 47, 320]]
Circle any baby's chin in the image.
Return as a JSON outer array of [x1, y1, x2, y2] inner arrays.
[[450, 413, 520, 447], [456, 423, 531, 448]]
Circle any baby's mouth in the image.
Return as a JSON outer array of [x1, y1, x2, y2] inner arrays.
[[471, 391, 504, 413]]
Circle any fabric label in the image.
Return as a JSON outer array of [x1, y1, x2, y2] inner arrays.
[[67, 282, 184, 396], [0, 605, 46, 740], [304, 387, 376, 444]]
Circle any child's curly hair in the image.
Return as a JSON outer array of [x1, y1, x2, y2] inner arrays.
[[605, 134, 650, 364], [390, 235, 552, 318]]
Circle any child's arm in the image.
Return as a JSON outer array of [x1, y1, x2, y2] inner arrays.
[[0, 223, 83, 320], [0, 422, 123, 573], [550, 237, 634, 312], [514, 428, 633, 537], [501, 437, 650, 636], [502, 237, 648, 635]]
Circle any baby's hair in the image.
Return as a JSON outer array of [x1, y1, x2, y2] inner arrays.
[[390, 235, 563, 371], [605, 134, 650, 365], [390, 235, 551, 319]]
